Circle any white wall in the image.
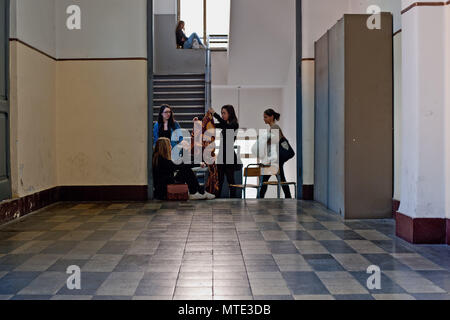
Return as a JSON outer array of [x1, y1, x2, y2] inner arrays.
[[56, 0, 147, 59], [281, 46, 298, 188], [399, 1, 447, 219], [445, 2, 450, 219], [228, 0, 295, 86], [154, 0, 177, 15], [303, 0, 401, 58], [348, 0, 401, 31], [302, 0, 350, 59], [211, 51, 229, 85], [211, 0, 298, 198]]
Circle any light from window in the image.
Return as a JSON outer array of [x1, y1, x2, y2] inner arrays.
[[180, 0, 204, 39], [179, 0, 230, 48]]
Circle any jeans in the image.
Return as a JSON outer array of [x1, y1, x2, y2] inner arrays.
[[259, 161, 292, 199], [183, 33, 204, 49]]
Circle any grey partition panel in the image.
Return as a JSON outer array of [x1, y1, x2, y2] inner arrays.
[[313, 33, 329, 206], [154, 14, 205, 74], [344, 14, 393, 219], [327, 19, 345, 217]]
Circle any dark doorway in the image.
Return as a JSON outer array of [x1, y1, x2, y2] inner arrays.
[[0, 0, 11, 201]]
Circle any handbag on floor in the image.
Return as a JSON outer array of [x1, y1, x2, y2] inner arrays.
[[167, 184, 189, 201]]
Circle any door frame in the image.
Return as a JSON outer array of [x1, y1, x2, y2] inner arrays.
[[147, 0, 154, 200], [146, 0, 303, 200], [296, 0, 303, 199], [0, 0, 11, 201]]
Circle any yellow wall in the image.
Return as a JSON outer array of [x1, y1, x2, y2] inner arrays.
[[56, 60, 148, 186], [9, 41, 148, 198], [9, 41, 57, 198]]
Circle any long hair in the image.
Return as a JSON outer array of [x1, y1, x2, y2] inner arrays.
[[153, 138, 172, 168], [222, 105, 239, 126], [158, 105, 176, 134], [176, 21, 185, 32], [264, 108, 281, 121]]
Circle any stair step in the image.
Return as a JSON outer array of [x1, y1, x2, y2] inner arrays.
[[153, 104, 205, 108], [154, 74, 205, 80], [154, 93, 205, 99], [154, 80, 205, 86], [153, 109, 205, 116], [154, 91, 204, 95], [153, 99, 205, 107], [154, 85, 205, 91], [154, 98, 205, 101], [153, 114, 201, 121], [153, 112, 200, 116]]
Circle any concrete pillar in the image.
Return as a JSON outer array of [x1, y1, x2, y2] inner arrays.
[[396, 0, 450, 244]]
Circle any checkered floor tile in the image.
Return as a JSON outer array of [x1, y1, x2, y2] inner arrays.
[[0, 200, 449, 300]]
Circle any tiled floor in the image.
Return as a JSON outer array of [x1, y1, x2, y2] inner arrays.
[[0, 200, 449, 300]]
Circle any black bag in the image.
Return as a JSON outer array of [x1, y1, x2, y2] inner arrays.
[[279, 137, 295, 163]]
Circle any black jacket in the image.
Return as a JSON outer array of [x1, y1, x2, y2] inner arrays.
[[214, 113, 240, 167], [153, 156, 197, 199], [176, 29, 187, 47]]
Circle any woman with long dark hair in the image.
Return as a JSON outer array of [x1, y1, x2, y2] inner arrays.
[[153, 138, 215, 201], [153, 105, 183, 148], [176, 21, 206, 49], [208, 105, 240, 198], [260, 108, 292, 199]]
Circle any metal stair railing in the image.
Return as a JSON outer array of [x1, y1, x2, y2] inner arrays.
[[205, 36, 212, 113]]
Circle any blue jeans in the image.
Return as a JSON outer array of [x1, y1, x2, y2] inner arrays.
[[183, 33, 204, 49]]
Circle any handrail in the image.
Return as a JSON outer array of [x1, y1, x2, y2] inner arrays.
[[205, 35, 228, 112], [205, 35, 212, 112], [209, 34, 229, 48]]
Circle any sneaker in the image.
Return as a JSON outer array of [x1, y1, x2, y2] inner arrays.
[[192, 39, 200, 49], [189, 192, 206, 200], [204, 192, 216, 200]]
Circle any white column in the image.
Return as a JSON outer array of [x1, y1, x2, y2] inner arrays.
[[399, 0, 448, 220], [445, 2, 450, 220]]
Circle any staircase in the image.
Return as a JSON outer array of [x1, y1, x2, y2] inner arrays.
[[153, 74, 206, 131]]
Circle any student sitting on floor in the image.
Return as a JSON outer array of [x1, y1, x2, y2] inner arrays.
[[153, 138, 216, 201]]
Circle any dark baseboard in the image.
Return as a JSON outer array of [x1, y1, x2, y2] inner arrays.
[[0, 187, 60, 226], [392, 199, 400, 217], [302, 185, 314, 201], [59, 186, 148, 202], [0, 185, 148, 226], [447, 219, 450, 245], [395, 212, 448, 245]]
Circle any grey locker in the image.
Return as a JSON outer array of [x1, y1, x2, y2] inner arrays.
[[314, 14, 393, 219]]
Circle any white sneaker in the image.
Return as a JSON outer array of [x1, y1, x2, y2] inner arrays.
[[189, 192, 206, 200], [204, 192, 216, 200], [192, 39, 200, 49]]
